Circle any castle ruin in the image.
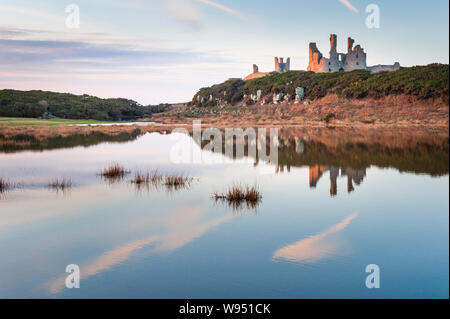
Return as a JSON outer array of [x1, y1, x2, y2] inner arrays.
[[243, 56, 290, 81], [243, 34, 400, 81], [274, 57, 291, 73], [307, 34, 400, 73]]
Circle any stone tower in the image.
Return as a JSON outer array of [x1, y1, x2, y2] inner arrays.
[[329, 34, 338, 60], [275, 57, 291, 73], [347, 37, 355, 53]]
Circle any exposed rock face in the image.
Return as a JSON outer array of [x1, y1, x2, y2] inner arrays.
[[257, 90, 262, 100], [273, 93, 284, 104], [308, 34, 400, 73], [295, 87, 305, 102]]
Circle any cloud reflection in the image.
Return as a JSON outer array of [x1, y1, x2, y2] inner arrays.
[[273, 212, 358, 264], [46, 205, 233, 294]]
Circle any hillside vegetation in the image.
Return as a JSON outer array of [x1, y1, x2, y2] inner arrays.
[[191, 64, 449, 107], [0, 90, 157, 121]]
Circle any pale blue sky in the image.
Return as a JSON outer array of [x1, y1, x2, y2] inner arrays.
[[0, 0, 448, 104]]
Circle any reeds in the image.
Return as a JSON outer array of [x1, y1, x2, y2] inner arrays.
[[164, 174, 193, 188], [213, 185, 261, 202], [48, 178, 72, 191], [0, 177, 11, 193], [100, 163, 130, 180], [131, 171, 192, 191], [131, 170, 163, 185], [213, 184, 262, 211]]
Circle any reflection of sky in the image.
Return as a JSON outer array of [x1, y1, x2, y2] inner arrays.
[[273, 212, 358, 264], [46, 204, 234, 294], [0, 133, 448, 298]]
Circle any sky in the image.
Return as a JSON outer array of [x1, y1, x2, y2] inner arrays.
[[0, 0, 448, 105]]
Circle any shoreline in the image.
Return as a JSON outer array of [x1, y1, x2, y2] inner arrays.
[[154, 93, 449, 130], [0, 93, 448, 139]]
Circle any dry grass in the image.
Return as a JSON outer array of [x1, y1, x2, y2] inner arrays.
[[131, 171, 192, 191], [48, 178, 72, 191], [100, 163, 130, 179], [164, 174, 192, 187], [0, 177, 11, 193], [214, 185, 261, 202], [131, 170, 163, 185], [213, 184, 262, 211]]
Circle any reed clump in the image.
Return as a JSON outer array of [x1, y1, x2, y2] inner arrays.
[[213, 185, 262, 203], [100, 163, 130, 179], [0, 177, 11, 192], [164, 174, 193, 187], [48, 178, 72, 191], [131, 170, 164, 185], [131, 171, 191, 191]]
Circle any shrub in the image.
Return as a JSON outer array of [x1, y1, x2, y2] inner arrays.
[[323, 113, 336, 123]]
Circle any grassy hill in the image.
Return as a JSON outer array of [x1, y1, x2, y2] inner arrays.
[[0, 90, 158, 121], [191, 64, 449, 107]]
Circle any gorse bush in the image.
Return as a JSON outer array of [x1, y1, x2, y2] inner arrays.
[[191, 64, 449, 107]]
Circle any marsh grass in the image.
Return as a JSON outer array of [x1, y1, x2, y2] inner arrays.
[[0, 177, 11, 193], [131, 171, 192, 191], [214, 185, 261, 201], [213, 184, 262, 211], [100, 163, 130, 180], [164, 175, 193, 188], [48, 178, 72, 191], [131, 170, 163, 185]]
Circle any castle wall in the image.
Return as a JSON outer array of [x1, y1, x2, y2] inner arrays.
[[344, 46, 367, 71], [307, 35, 398, 73], [275, 57, 290, 73], [367, 62, 400, 73]]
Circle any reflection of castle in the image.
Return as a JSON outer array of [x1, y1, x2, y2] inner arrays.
[[309, 165, 366, 196]]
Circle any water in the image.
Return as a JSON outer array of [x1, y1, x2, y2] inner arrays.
[[68, 121, 187, 127], [0, 128, 448, 298]]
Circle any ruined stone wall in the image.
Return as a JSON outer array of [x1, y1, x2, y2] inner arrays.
[[344, 45, 367, 71], [367, 62, 401, 73], [307, 43, 328, 72], [275, 57, 291, 73], [308, 35, 368, 73]]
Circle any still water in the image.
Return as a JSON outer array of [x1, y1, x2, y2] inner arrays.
[[0, 128, 448, 298]]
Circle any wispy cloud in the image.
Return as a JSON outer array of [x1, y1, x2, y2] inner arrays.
[[196, 0, 246, 20], [165, 0, 203, 28], [0, 4, 63, 22], [165, 0, 245, 28], [339, 0, 359, 13]]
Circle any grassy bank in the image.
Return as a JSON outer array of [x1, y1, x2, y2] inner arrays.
[[0, 117, 114, 127], [192, 64, 449, 107]]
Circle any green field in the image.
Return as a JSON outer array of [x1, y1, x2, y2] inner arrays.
[[0, 117, 113, 127]]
